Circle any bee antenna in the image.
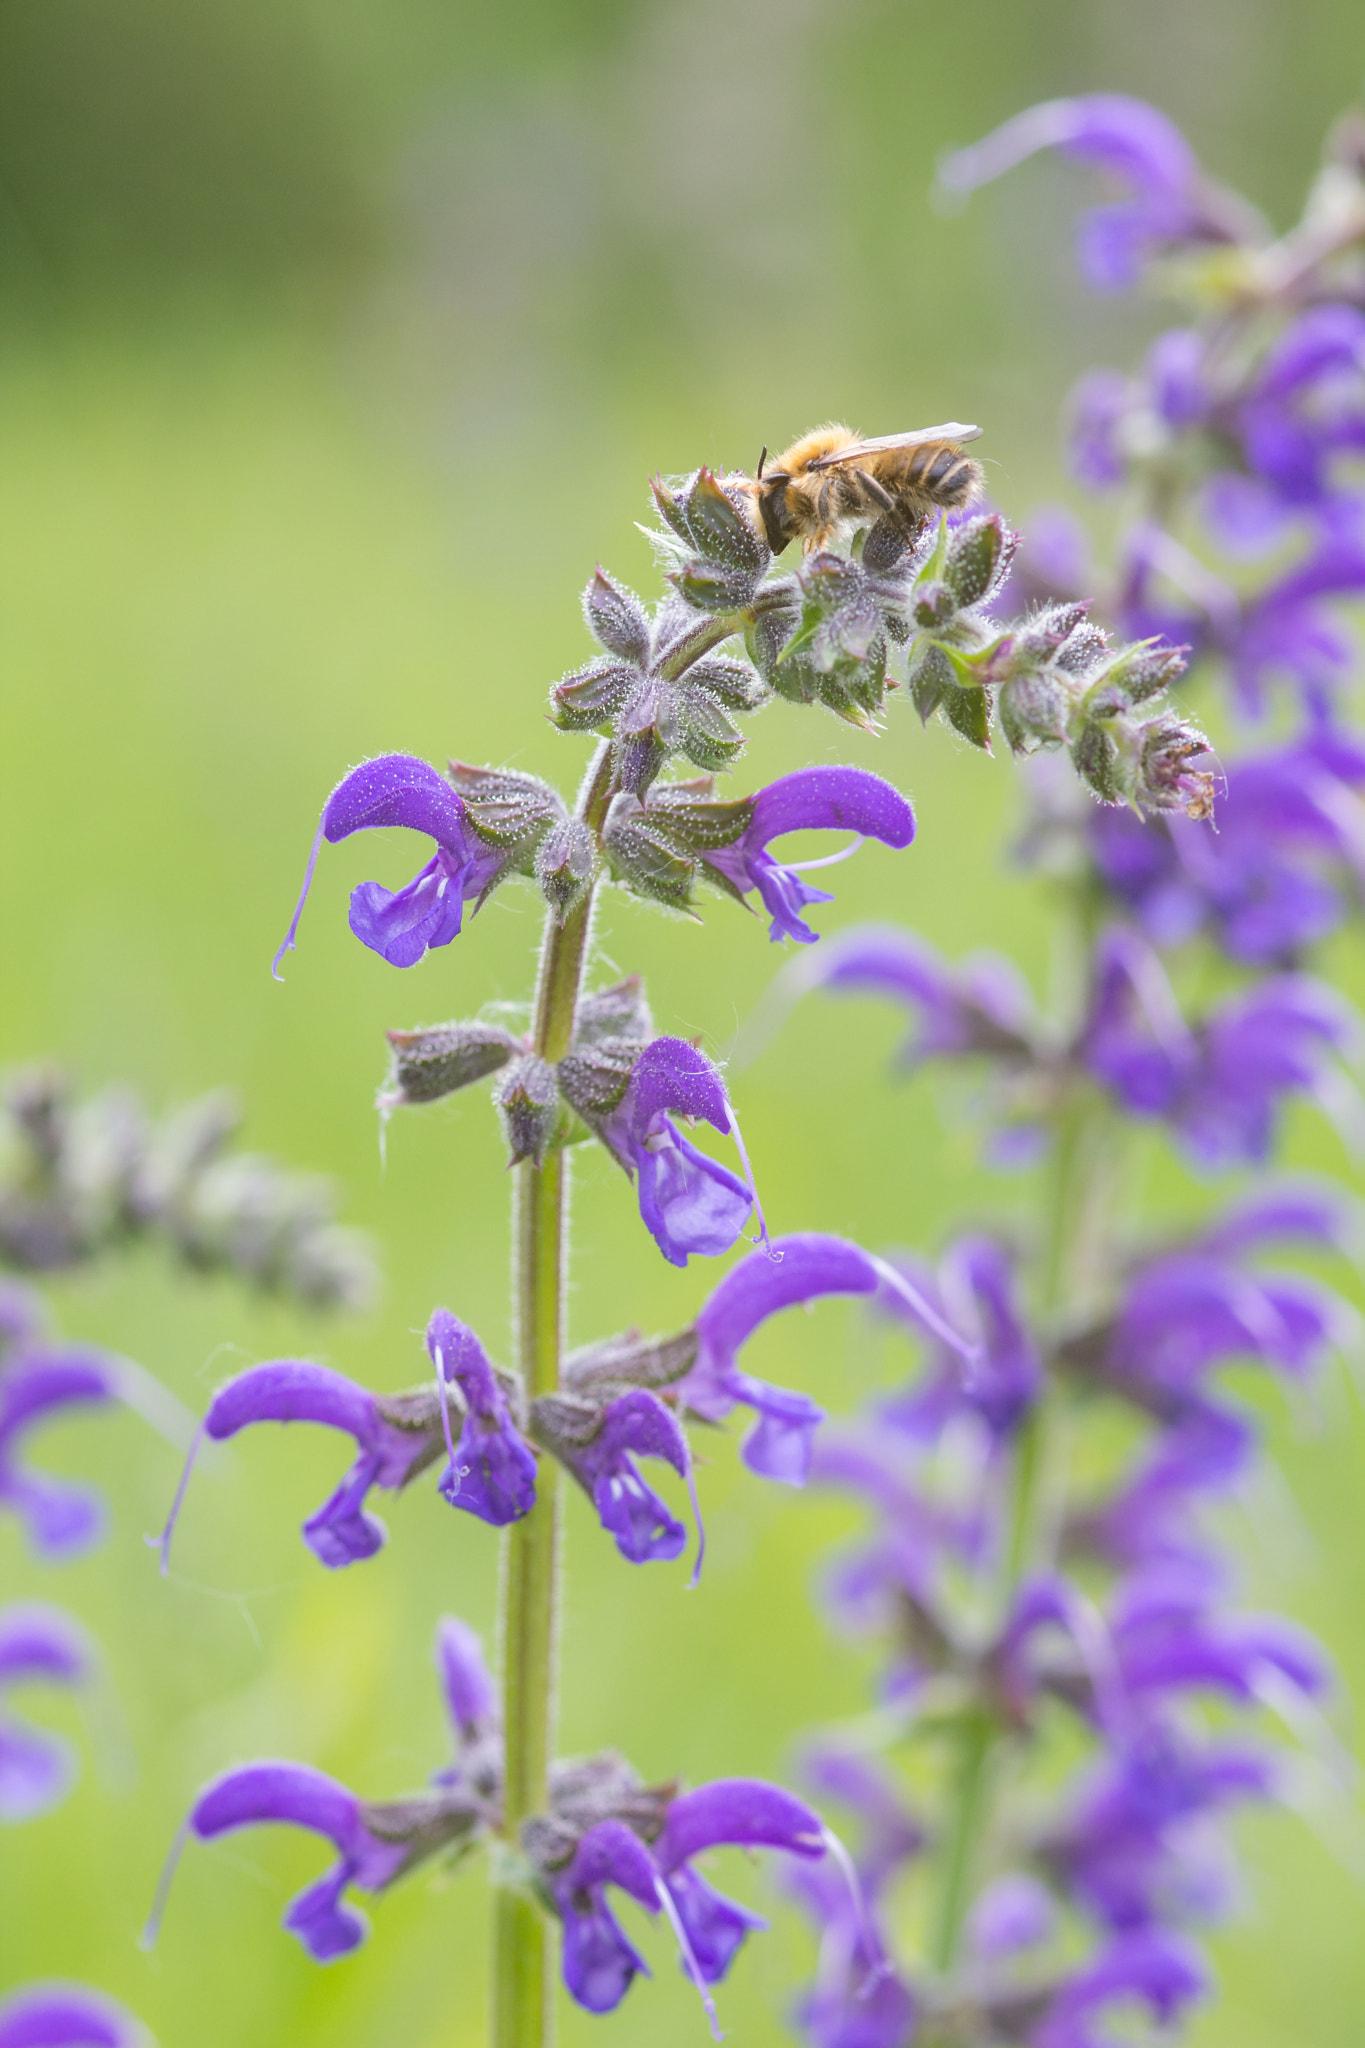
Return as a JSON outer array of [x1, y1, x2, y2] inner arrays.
[[757, 445, 767, 480]]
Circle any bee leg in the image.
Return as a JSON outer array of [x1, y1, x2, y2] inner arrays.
[[856, 470, 897, 513]]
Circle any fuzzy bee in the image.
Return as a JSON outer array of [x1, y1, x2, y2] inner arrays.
[[744, 422, 984, 554]]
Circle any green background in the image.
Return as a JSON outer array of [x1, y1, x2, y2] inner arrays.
[[3, 2, 1365, 2041]]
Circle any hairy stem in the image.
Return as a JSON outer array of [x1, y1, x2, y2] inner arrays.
[[493, 741, 614, 2048]]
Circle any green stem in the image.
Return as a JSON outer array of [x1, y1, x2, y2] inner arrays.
[[493, 742, 613, 2048], [930, 1709, 995, 1974], [931, 979, 1099, 1979]]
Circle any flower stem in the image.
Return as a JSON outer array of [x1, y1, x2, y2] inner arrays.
[[493, 742, 614, 2048], [930, 914, 1105, 1978]]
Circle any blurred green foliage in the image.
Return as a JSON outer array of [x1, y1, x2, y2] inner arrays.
[[2, 2, 1365, 2043]]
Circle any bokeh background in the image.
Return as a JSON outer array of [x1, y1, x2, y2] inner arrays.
[[4, 1, 1365, 2041]]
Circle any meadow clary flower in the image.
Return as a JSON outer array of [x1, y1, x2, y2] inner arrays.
[[1088, 730, 1365, 964], [273, 753, 509, 976], [0, 1983, 145, 2048], [157, 1762, 480, 1962], [0, 1347, 121, 1560], [697, 767, 915, 944], [1033, 1930, 1208, 2048], [599, 1038, 754, 1267], [676, 1233, 975, 1486], [425, 1309, 537, 1527], [159, 1310, 539, 1572], [146, 1618, 491, 1963], [0, 1603, 92, 1822], [1080, 928, 1357, 1166], [548, 1388, 699, 1567], [801, 924, 1037, 1069], [939, 94, 1252, 290], [550, 1779, 828, 2017], [160, 1360, 446, 1572]]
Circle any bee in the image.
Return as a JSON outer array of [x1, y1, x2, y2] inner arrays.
[[745, 421, 985, 554]]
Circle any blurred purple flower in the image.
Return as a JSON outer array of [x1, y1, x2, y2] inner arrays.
[[1033, 1929, 1208, 2048], [939, 95, 1251, 290], [0, 1603, 91, 1822], [1081, 928, 1357, 1166], [678, 1232, 974, 1486], [1088, 728, 1365, 964], [0, 1984, 145, 2048]]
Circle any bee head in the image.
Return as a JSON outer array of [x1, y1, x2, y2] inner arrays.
[[755, 471, 795, 554]]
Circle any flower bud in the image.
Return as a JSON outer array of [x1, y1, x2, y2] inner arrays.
[[551, 659, 637, 732], [494, 1055, 562, 1168], [582, 568, 650, 663], [557, 1039, 642, 1124], [945, 513, 1017, 609], [537, 819, 599, 924], [602, 795, 697, 909], [998, 668, 1074, 751], [671, 557, 762, 612], [448, 764, 564, 859], [384, 1021, 522, 1106], [1102, 638, 1190, 704], [574, 974, 654, 1045]]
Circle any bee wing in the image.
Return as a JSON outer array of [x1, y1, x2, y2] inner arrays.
[[809, 424, 983, 468]]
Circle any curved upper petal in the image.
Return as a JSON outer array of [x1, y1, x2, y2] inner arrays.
[[655, 1779, 825, 1870], [745, 769, 915, 854], [192, 1761, 362, 1851], [322, 754, 468, 853], [206, 1362, 377, 1447]]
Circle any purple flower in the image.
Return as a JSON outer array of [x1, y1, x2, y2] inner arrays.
[[698, 768, 915, 944], [177, 1763, 420, 1960], [878, 1237, 1042, 1438], [599, 1038, 754, 1267], [273, 753, 508, 976], [550, 1819, 659, 2013], [147, 1621, 488, 1963], [1069, 370, 1134, 488], [677, 1233, 974, 1487], [788, 1848, 914, 2048], [1238, 306, 1365, 507], [1089, 730, 1365, 963], [1109, 1569, 1326, 1709], [968, 1871, 1056, 1959], [803, 925, 1037, 1070], [425, 1309, 537, 1527], [0, 1347, 118, 1560], [1228, 532, 1365, 717], [1081, 928, 1357, 1166], [435, 1614, 498, 1746], [1068, 1399, 1254, 1572], [0, 1603, 91, 1822], [1033, 1929, 1208, 2048], [549, 1779, 827, 2020], [1103, 1247, 1344, 1412], [1042, 1725, 1273, 1930], [553, 1389, 697, 1566], [0, 1984, 145, 2048], [655, 1780, 825, 1989], [163, 1357, 447, 1572], [938, 95, 1249, 290]]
